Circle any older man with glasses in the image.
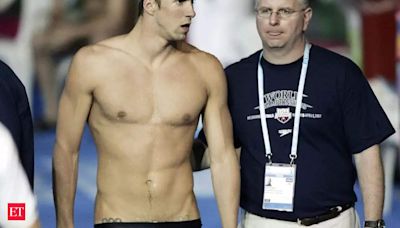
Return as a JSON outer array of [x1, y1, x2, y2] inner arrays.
[[193, 0, 394, 227]]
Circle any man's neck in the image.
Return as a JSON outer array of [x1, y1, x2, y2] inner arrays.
[[124, 18, 180, 67], [262, 38, 307, 65]]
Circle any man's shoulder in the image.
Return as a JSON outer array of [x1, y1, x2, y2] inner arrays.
[[74, 42, 117, 63], [0, 60, 25, 94], [0, 60, 11, 73], [225, 50, 261, 73], [226, 50, 261, 70], [0, 60, 13, 86], [184, 44, 218, 61], [311, 45, 356, 66], [0, 60, 15, 83], [183, 45, 227, 89], [76, 35, 129, 58], [71, 39, 130, 75], [66, 43, 120, 87], [310, 45, 363, 78], [184, 44, 224, 70]]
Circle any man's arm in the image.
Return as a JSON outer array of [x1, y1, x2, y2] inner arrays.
[[200, 54, 240, 228], [354, 144, 384, 221], [75, 0, 131, 41], [85, 0, 133, 42], [50, 0, 64, 23], [191, 139, 240, 171], [48, 0, 131, 51], [52, 48, 95, 228]]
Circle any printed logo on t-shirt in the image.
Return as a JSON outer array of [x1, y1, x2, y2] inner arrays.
[[246, 90, 322, 125], [275, 108, 291, 124], [278, 129, 292, 137]]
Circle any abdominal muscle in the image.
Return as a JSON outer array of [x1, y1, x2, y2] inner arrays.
[[91, 124, 200, 224]]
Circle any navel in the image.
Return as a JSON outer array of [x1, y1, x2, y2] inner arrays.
[[145, 179, 153, 209]]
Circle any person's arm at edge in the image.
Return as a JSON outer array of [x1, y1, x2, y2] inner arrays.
[[354, 144, 384, 221], [51, 0, 65, 23], [71, 0, 131, 42], [52, 47, 95, 228], [1, 60, 35, 189], [201, 54, 240, 228], [0, 123, 41, 228]]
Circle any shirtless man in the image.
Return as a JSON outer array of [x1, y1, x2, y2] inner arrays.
[[52, 0, 240, 227]]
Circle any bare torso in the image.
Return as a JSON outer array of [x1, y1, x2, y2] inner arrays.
[[85, 37, 207, 223]]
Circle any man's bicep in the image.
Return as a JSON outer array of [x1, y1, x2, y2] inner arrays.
[[55, 53, 94, 150], [56, 88, 91, 144], [202, 63, 235, 161]]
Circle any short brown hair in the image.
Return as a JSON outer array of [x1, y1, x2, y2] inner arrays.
[[255, 0, 310, 9], [138, 0, 161, 15]]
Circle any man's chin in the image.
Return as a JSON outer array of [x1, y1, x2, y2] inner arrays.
[[174, 34, 187, 41], [265, 41, 285, 49]]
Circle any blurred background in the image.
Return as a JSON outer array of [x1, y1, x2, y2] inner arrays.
[[0, 0, 399, 227]]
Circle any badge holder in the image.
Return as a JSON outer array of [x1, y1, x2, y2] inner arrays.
[[257, 43, 311, 212], [262, 155, 297, 212]]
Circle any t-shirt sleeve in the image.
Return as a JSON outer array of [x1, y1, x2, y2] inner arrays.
[[341, 60, 395, 154]]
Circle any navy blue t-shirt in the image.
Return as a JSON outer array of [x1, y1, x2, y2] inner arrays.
[[224, 45, 394, 220], [0, 60, 34, 189]]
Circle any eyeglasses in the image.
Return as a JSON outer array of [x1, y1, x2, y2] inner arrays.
[[255, 8, 306, 19]]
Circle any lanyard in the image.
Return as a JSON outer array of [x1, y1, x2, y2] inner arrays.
[[257, 43, 311, 164]]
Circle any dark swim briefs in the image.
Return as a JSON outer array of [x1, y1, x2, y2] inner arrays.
[[94, 219, 202, 228]]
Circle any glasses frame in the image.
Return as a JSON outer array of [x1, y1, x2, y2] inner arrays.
[[255, 7, 307, 19]]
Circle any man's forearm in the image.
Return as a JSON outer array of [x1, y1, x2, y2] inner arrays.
[[354, 145, 384, 220], [191, 139, 241, 171], [53, 144, 79, 227], [211, 152, 240, 228]]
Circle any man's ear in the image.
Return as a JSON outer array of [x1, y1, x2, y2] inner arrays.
[[143, 0, 159, 15], [303, 7, 313, 32]]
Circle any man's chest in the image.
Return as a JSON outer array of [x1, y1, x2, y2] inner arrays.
[[229, 72, 341, 142], [91, 68, 207, 125]]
